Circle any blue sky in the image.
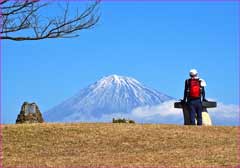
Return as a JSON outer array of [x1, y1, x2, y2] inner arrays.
[[2, 1, 239, 124]]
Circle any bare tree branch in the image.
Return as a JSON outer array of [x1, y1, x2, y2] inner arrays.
[[0, 0, 100, 41], [0, 0, 8, 5]]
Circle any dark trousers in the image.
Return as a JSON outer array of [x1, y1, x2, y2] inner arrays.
[[188, 99, 202, 125]]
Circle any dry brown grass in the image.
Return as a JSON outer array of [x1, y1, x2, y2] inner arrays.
[[2, 123, 239, 167]]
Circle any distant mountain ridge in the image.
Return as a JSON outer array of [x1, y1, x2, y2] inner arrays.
[[44, 75, 174, 122]]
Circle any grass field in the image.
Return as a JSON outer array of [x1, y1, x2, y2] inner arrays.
[[2, 123, 239, 167]]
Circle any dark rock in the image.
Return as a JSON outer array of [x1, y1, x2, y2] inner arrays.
[[16, 102, 44, 124]]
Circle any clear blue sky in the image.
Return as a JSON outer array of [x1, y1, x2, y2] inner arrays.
[[2, 1, 239, 124]]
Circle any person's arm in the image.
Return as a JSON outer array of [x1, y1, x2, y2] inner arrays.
[[183, 80, 188, 102], [202, 87, 206, 101]]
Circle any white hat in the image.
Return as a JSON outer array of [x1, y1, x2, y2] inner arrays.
[[189, 69, 198, 77]]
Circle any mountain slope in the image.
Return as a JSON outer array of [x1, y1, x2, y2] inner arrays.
[[44, 75, 173, 122]]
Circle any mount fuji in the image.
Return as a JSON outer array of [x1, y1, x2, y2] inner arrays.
[[44, 75, 175, 122]]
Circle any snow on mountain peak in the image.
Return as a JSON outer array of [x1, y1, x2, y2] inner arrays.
[[99, 74, 140, 85], [90, 75, 141, 92]]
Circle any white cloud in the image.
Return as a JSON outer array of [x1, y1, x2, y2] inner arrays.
[[208, 102, 239, 125], [130, 100, 183, 124], [208, 102, 238, 117], [132, 100, 181, 117], [60, 99, 239, 126]]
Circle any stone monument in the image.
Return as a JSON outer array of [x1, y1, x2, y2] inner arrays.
[[174, 101, 217, 126], [16, 102, 44, 124]]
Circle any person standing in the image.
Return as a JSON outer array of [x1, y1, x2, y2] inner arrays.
[[183, 69, 207, 125]]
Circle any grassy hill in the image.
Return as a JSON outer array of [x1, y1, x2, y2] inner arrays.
[[2, 123, 239, 167]]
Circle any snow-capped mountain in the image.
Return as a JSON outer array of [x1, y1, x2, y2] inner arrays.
[[44, 75, 174, 122]]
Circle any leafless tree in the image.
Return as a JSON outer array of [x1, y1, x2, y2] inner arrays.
[[0, 0, 100, 41]]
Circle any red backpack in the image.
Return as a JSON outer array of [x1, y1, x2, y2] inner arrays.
[[188, 78, 201, 98]]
